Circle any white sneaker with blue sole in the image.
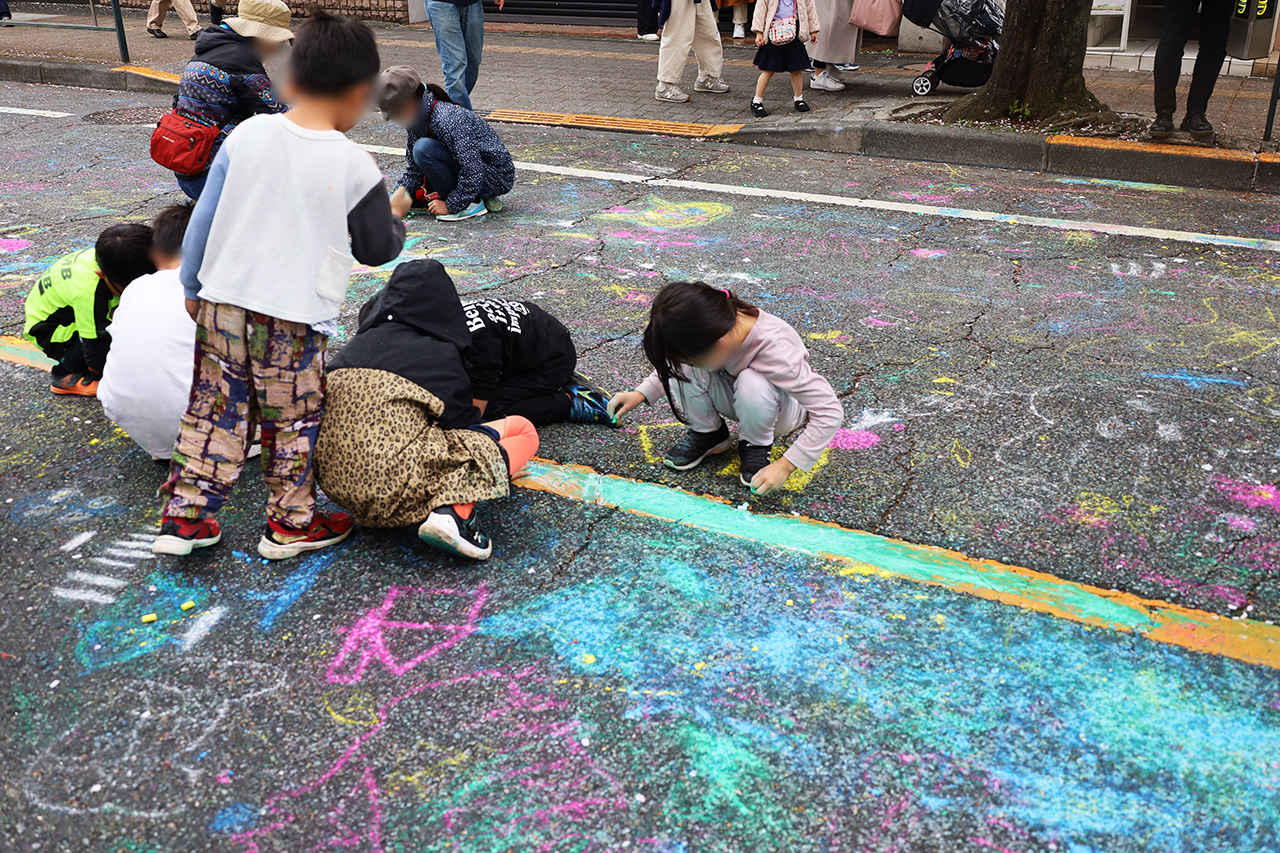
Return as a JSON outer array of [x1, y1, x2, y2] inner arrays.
[[438, 200, 488, 221]]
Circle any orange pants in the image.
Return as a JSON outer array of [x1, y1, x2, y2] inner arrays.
[[455, 415, 538, 519]]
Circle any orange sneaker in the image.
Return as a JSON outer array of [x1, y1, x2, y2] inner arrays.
[[50, 373, 100, 396], [257, 511, 354, 560]]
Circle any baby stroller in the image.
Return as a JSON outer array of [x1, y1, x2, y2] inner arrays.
[[903, 0, 1005, 95]]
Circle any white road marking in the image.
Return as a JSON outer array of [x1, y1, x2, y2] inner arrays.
[[358, 143, 1280, 254], [53, 587, 116, 605], [179, 606, 226, 651], [66, 570, 127, 589], [91, 557, 134, 568], [103, 547, 153, 559], [60, 531, 96, 551], [0, 106, 74, 118]]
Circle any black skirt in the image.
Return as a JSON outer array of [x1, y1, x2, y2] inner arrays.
[[754, 38, 810, 73]]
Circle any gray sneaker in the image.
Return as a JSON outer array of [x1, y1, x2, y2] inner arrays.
[[694, 76, 731, 94], [655, 83, 690, 103]]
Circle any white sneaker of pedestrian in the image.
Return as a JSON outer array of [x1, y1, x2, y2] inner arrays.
[[694, 76, 731, 94], [732, 23, 745, 39], [810, 70, 846, 91], [437, 200, 488, 221], [638, 32, 659, 40], [834, 62, 860, 72], [655, 83, 690, 103]]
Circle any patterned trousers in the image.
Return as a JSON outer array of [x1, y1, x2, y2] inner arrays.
[[160, 301, 327, 527]]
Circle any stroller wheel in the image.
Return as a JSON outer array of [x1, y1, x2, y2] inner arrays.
[[911, 73, 936, 96]]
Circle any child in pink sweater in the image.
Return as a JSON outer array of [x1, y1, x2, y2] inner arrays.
[[608, 280, 842, 495]]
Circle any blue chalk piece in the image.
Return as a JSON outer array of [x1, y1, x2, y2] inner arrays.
[[209, 802, 259, 833]]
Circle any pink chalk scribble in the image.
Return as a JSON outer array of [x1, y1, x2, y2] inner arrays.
[[1140, 570, 1248, 609], [1224, 514, 1258, 532], [325, 584, 488, 685], [829, 429, 881, 451], [862, 317, 894, 328], [0, 238, 32, 254], [893, 423, 906, 432], [1213, 476, 1280, 514], [909, 248, 948, 259]]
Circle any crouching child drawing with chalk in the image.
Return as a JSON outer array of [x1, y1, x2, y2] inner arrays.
[[153, 10, 411, 560], [609, 281, 842, 495]]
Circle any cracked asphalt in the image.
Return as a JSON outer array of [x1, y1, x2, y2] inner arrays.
[[3, 81, 1280, 852]]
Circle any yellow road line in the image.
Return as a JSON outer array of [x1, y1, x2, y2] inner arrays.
[[112, 65, 181, 83], [1046, 134, 1259, 162], [487, 109, 742, 137]]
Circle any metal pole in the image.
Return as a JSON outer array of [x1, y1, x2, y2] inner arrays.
[[89, 0, 99, 28], [109, 0, 129, 64], [1266, 61, 1280, 142]]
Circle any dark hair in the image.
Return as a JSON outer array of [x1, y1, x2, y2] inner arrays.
[[150, 202, 193, 257], [642, 281, 759, 422], [95, 223, 156, 288], [425, 83, 454, 105], [290, 10, 380, 95]]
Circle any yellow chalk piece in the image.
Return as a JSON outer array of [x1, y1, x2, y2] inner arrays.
[[751, 645, 759, 651], [693, 661, 707, 671], [933, 377, 957, 383], [785, 599, 794, 606], [180, 600, 195, 611], [581, 653, 597, 664], [140, 613, 158, 623]]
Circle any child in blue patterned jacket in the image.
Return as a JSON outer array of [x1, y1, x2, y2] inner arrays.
[[376, 65, 516, 222]]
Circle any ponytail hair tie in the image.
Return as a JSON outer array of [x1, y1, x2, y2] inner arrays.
[[721, 288, 732, 298]]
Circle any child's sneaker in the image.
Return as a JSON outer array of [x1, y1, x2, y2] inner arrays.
[[418, 506, 493, 560], [483, 196, 505, 213], [737, 441, 772, 488], [257, 512, 354, 560], [750, 100, 768, 118], [50, 372, 100, 397], [153, 517, 222, 556], [438, 200, 488, 221], [664, 423, 732, 470]]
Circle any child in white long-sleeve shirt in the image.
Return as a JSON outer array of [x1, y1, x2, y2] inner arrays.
[[608, 280, 842, 495]]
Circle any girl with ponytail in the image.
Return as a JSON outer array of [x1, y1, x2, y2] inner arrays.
[[608, 281, 842, 495]]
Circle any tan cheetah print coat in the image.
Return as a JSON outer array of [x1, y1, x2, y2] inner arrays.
[[315, 368, 510, 528]]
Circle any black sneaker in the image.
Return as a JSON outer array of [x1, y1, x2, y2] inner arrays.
[[1180, 113, 1214, 142], [418, 506, 493, 560], [750, 101, 768, 118], [563, 372, 617, 426], [1149, 112, 1174, 138], [147, 27, 168, 37], [794, 98, 811, 113], [737, 441, 773, 488], [664, 423, 732, 470]]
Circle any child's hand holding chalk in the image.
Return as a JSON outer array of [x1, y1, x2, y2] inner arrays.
[[607, 391, 645, 423]]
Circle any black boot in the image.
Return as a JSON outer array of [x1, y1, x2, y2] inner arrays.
[[1180, 113, 1214, 142], [209, 2, 223, 25], [1148, 112, 1174, 138]]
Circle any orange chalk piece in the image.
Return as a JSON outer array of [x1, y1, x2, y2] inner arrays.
[[140, 613, 158, 623]]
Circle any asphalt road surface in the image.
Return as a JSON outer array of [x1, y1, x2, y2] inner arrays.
[[2, 81, 1279, 852]]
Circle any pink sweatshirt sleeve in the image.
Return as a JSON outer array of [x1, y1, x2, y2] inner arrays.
[[774, 360, 841, 470], [636, 371, 665, 405]]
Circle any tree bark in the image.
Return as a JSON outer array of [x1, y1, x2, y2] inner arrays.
[[943, 0, 1108, 123]]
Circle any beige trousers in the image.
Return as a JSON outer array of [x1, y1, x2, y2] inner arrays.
[[147, 0, 200, 33], [657, 0, 724, 85]]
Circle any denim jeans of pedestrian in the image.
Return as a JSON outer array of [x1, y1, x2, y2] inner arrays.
[[412, 137, 461, 200], [1153, 0, 1232, 117], [177, 172, 207, 200], [426, 0, 484, 110]]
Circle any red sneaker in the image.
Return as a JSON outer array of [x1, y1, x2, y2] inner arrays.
[[51, 372, 100, 397], [152, 516, 222, 555], [257, 512, 354, 561]]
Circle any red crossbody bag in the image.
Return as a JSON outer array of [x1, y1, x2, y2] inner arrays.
[[150, 111, 220, 175]]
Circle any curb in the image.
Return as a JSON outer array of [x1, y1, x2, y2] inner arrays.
[[0, 58, 178, 94], [2, 56, 1276, 194]]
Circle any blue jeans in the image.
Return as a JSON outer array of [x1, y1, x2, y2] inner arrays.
[[177, 173, 207, 200], [412, 137, 460, 200], [426, 0, 483, 110]]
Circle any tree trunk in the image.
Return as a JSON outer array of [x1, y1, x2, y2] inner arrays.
[[943, 0, 1108, 123]]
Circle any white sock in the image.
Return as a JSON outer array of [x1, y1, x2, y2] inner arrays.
[[752, 96, 764, 104], [794, 96, 804, 102]]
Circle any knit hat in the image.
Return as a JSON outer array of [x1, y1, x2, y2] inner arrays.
[[225, 0, 294, 43], [375, 66, 422, 121]]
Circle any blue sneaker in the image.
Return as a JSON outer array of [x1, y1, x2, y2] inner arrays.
[[564, 373, 617, 426], [437, 200, 488, 221]]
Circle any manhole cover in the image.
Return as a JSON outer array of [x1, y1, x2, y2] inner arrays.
[[82, 107, 168, 125]]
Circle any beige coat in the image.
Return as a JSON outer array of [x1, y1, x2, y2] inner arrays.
[[752, 0, 821, 42], [811, 0, 861, 64], [315, 369, 510, 528]]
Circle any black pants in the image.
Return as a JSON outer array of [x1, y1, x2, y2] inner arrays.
[[45, 335, 94, 380], [637, 0, 658, 35], [1153, 0, 1233, 117], [483, 350, 577, 426]]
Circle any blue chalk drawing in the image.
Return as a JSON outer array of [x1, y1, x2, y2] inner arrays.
[[1144, 369, 1247, 389], [209, 802, 260, 833]]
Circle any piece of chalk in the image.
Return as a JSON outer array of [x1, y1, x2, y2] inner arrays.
[[141, 613, 158, 623], [180, 600, 195, 611]]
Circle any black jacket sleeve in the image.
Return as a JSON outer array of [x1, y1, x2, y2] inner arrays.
[[347, 182, 406, 267], [463, 325, 505, 398]]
